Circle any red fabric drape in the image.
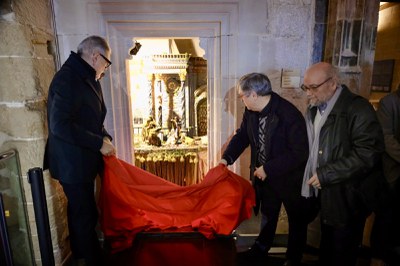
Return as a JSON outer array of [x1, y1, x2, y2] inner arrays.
[[99, 156, 255, 253]]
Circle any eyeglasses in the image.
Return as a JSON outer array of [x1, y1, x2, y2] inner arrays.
[[99, 53, 112, 68], [301, 77, 332, 92]]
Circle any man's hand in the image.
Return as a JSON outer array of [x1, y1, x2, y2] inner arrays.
[[254, 165, 267, 181], [307, 174, 321, 189], [100, 137, 116, 156]]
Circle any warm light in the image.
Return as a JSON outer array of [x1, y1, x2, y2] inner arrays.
[[127, 38, 204, 146], [377, 2, 391, 33]]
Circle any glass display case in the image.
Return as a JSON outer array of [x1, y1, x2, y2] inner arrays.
[[0, 149, 35, 265]]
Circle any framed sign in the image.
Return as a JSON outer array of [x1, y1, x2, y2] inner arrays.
[[371, 59, 395, 92]]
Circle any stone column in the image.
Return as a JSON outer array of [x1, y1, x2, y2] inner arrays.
[[0, 0, 69, 265], [179, 71, 187, 130], [146, 73, 154, 120]]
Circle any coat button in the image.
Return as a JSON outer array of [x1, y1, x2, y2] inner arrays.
[[318, 150, 323, 154]]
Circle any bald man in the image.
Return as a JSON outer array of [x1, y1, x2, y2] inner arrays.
[[301, 62, 385, 266]]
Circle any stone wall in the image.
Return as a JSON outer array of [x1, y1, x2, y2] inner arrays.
[[0, 0, 68, 265]]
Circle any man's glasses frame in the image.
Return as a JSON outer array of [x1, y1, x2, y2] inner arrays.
[[99, 53, 112, 68], [301, 77, 332, 92]]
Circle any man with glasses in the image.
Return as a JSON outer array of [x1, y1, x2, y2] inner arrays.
[[220, 73, 314, 266], [301, 62, 385, 266], [44, 35, 115, 265]]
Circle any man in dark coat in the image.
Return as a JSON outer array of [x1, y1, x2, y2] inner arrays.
[[44, 35, 116, 265], [220, 73, 312, 266], [372, 86, 400, 264], [301, 62, 384, 266]]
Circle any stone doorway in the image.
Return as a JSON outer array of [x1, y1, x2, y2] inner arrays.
[[82, 2, 238, 168]]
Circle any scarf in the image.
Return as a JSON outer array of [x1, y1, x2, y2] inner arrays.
[[301, 86, 342, 198]]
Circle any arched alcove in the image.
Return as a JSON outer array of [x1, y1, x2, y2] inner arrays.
[[87, 2, 239, 168]]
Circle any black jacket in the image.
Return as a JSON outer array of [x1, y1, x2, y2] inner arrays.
[[377, 88, 400, 188], [44, 52, 111, 184], [222, 92, 309, 193], [308, 85, 385, 226]]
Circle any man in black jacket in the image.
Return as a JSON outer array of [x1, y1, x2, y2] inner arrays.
[[301, 62, 384, 266], [221, 73, 312, 266], [372, 86, 400, 264], [44, 36, 116, 265]]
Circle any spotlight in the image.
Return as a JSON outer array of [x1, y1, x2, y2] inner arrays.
[[130, 41, 142, 55]]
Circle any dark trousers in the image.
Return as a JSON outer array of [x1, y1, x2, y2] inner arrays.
[[256, 185, 311, 262], [319, 215, 366, 266], [61, 181, 103, 266], [371, 182, 400, 263]]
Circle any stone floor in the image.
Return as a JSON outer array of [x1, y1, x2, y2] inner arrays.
[[62, 232, 386, 266], [102, 233, 376, 266], [65, 212, 395, 266], [235, 234, 373, 266]]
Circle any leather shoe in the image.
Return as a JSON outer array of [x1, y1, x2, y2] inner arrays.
[[238, 243, 268, 262]]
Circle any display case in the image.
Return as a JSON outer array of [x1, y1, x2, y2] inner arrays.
[[0, 150, 35, 265]]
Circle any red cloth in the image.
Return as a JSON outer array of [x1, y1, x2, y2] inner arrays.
[[99, 156, 255, 253]]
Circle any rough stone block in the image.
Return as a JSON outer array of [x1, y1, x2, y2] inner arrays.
[[21, 173, 63, 208], [31, 27, 54, 58], [0, 22, 31, 55], [33, 57, 56, 97], [0, 58, 37, 101], [26, 194, 60, 223], [13, 0, 52, 31], [0, 57, 54, 102], [0, 106, 46, 139], [1, 139, 46, 175]]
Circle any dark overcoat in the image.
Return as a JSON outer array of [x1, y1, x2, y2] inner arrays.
[[308, 85, 385, 226], [222, 92, 309, 196], [44, 52, 111, 184]]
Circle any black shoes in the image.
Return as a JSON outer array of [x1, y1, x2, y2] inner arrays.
[[238, 243, 269, 263], [237, 244, 302, 266]]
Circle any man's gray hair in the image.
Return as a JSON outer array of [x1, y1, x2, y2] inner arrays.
[[77, 35, 110, 57], [237, 72, 272, 96]]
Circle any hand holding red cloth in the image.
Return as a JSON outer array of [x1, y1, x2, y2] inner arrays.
[[99, 156, 255, 253]]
